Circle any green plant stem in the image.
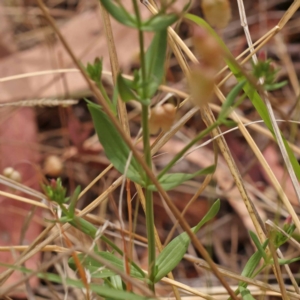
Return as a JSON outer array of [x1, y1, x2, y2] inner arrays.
[[132, 0, 147, 95], [141, 104, 156, 291], [158, 121, 221, 179], [132, 0, 155, 290]]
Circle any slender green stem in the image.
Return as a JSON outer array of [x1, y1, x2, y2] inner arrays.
[[141, 104, 156, 291], [132, 0, 156, 289], [158, 121, 221, 179], [132, 0, 147, 93]]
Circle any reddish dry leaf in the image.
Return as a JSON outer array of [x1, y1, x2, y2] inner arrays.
[[0, 107, 41, 296]]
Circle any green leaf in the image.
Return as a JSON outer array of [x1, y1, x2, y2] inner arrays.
[[99, 0, 137, 28], [108, 275, 124, 290], [68, 251, 146, 279], [239, 286, 256, 300], [70, 216, 99, 238], [218, 80, 246, 120], [68, 185, 81, 216], [104, 275, 125, 300], [283, 138, 300, 180], [154, 199, 220, 282], [239, 240, 269, 288], [185, 13, 300, 181], [88, 102, 145, 184], [147, 165, 215, 191], [86, 58, 103, 85], [265, 81, 287, 91], [141, 14, 178, 31], [273, 223, 296, 248], [222, 119, 237, 128], [277, 257, 300, 265], [249, 231, 267, 263], [142, 29, 168, 98], [117, 73, 141, 103]]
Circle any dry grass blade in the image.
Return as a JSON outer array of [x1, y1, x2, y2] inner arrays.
[[0, 69, 79, 82], [265, 229, 289, 299], [0, 99, 78, 107], [0, 190, 48, 209]]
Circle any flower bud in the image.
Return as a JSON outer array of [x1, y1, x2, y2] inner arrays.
[[201, 0, 232, 29]]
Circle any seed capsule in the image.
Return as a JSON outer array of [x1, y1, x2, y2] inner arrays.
[[44, 155, 63, 177], [192, 26, 223, 69], [149, 103, 176, 134], [201, 0, 232, 29], [189, 65, 215, 108], [3, 167, 22, 183]]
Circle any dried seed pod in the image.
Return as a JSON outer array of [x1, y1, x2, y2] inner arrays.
[[149, 103, 176, 134], [201, 0, 232, 29], [10, 170, 22, 183], [189, 65, 216, 108], [44, 155, 63, 177], [160, 103, 177, 131], [3, 167, 22, 183], [192, 26, 223, 69], [3, 167, 14, 178]]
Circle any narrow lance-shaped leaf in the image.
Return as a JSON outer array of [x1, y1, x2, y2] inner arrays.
[[117, 73, 141, 103], [69, 251, 146, 279], [218, 80, 246, 121], [68, 185, 81, 217], [117, 73, 150, 105], [141, 14, 178, 31], [239, 286, 256, 300], [88, 102, 145, 184], [147, 165, 215, 191], [249, 231, 268, 263], [154, 199, 220, 282], [99, 0, 137, 28], [277, 257, 300, 265], [108, 275, 124, 291], [239, 239, 269, 288], [142, 29, 168, 99]]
